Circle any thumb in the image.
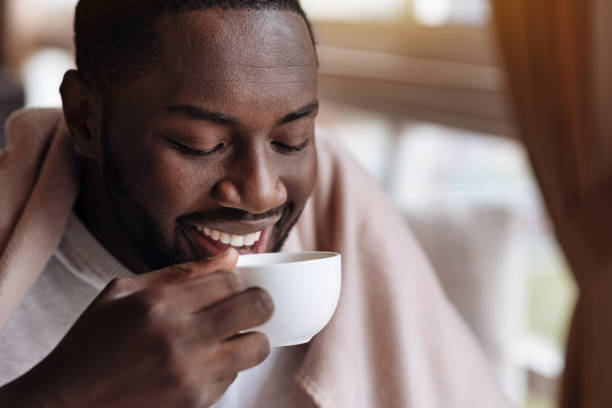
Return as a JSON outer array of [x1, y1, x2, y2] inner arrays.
[[105, 248, 239, 299]]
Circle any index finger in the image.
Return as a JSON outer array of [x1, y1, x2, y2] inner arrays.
[[105, 248, 239, 299]]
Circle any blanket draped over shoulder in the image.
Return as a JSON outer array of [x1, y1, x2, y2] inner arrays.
[[0, 108, 508, 407]]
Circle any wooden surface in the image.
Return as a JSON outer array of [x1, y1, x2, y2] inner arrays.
[[313, 21, 514, 137], [317, 46, 515, 137]]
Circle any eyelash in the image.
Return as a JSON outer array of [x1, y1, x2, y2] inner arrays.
[[169, 138, 310, 156], [170, 139, 225, 156], [272, 139, 311, 153]]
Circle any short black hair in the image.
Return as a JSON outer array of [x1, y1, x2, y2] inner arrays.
[[74, 0, 316, 92]]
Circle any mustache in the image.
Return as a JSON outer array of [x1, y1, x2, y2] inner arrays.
[[178, 203, 292, 224]]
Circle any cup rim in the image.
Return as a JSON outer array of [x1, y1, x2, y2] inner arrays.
[[236, 251, 340, 269]]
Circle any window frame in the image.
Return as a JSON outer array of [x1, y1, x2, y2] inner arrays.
[[314, 20, 514, 137]]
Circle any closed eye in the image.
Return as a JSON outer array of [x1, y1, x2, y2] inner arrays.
[[168, 139, 225, 156], [272, 139, 310, 153]]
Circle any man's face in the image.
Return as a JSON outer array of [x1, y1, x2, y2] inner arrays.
[[98, 9, 318, 270]]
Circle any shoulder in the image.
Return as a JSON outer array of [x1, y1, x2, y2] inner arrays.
[[310, 128, 432, 275], [1, 108, 63, 162], [4, 108, 62, 142]]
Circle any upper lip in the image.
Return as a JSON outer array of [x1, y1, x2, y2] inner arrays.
[[187, 215, 282, 236]]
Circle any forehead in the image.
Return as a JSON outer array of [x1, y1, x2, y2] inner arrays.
[[113, 9, 317, 118], [160, 9, 315, 80]]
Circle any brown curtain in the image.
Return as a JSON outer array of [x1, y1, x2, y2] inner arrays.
[[0, 0, 6, 64], [490, 0, 612, 406]]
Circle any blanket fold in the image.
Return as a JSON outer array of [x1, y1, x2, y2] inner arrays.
[[0, 109, 80, 328], [0, 108, 508, 407]]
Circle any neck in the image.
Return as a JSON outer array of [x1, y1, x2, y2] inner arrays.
[[74, 157, 150, 274]]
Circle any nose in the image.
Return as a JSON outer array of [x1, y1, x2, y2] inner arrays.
[[212, 145, 288, 215]]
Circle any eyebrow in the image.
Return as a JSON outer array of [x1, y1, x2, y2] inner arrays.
[[166, 105, 239, 125], [166, 100, 319, 127], [276, 101, 319, 126]]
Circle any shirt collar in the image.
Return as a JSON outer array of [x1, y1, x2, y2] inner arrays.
[[55, 212, 133, 290]]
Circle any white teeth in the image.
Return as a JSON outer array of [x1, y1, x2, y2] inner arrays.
[[195, 226, 264, 248], [244, 233, 256, 246], [220, 233, 231, 245], [230, 235, 245, 247]]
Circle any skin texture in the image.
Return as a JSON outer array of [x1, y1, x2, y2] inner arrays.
[[0, 9, 318, 408], [69, 9, 319, 273], [7, 250, 274, 407]]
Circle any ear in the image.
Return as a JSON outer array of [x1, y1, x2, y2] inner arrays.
[[60, 70, 104, 163]]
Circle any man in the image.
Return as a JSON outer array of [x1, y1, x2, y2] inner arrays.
[[0, 1, 509, 407]]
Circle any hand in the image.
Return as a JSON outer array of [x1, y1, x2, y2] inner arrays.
[[8, 248, 273, 408]]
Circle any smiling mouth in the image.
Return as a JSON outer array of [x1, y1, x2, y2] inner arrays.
[[189, 224, 272, 256], [195, 225, 263, 248]]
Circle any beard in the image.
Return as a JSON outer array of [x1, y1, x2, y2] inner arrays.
[[101, 131, 185, 272], [99, 120, 302, 273]]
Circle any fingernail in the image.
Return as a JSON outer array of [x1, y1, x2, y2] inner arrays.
[[211, 248, 236, 260]]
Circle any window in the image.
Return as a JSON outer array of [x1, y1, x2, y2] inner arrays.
[[317, 103, 576, 408], [303, 0, 406, 22], [414, 0, 490, 26], [302, 0, 491, 26]]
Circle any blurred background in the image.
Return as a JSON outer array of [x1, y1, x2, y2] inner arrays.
[[0, 1, 589, 407]]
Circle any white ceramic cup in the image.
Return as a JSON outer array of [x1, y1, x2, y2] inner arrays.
[[234, 251, 341, 347]]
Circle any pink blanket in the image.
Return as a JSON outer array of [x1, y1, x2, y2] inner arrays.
[[0, 108, 508, 407]]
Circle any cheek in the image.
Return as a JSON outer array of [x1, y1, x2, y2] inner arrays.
[[115, 140, 217, 216], [282, 149, 317, 205]]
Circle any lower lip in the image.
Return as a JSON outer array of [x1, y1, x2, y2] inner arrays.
[[188, 227, 272, 257]]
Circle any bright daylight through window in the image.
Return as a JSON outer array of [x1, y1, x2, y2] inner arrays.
[[302, 0, 490, 26]]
